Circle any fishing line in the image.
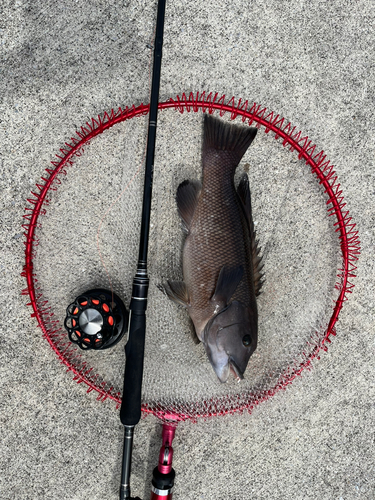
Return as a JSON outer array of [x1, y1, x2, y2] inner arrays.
[[96, 28, 157, 302], [96, 138, 146, 301]]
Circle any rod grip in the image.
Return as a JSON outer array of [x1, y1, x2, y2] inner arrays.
[[120, 309, 146, 426]]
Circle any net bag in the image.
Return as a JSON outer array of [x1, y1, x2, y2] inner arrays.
[[22, 92, 360, 422]]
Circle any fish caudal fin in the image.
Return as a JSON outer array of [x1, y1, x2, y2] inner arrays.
[[203, 113, 257, 163], [237, 174, 265, 296]]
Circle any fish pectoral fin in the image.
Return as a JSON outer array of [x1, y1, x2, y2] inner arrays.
[[161, 280, 190, 308], [176, 179, 202, 232], [211, 265, 244, 306], [237, 174, 265, 297], [188, 318, 201, 344]]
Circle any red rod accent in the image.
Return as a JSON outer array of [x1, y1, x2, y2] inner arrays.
[[158, 424, 176, 475]]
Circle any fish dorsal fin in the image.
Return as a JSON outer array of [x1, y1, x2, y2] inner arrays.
[[237, 173, 252, 221], [211, 265, 244, 307], [176, 179, 202, 232], [237, 174, 265, 296]]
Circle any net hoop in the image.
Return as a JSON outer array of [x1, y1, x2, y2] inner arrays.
[[22, 91, 360, 421]]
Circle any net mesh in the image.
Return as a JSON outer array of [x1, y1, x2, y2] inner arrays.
[[23, 93, 360, 421]]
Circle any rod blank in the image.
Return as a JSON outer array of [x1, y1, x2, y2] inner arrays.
[[119, 0, 167, 498]]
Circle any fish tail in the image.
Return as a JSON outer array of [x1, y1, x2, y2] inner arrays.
[[203, 114, 257, 163]]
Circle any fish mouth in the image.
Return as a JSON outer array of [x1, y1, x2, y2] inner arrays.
[[214, 357, 244, 383], [229, 358, 244, 381]]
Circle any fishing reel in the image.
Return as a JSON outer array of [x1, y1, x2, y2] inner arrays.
[[64, 288, 129, 350]]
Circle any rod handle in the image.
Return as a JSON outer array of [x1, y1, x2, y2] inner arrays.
[[120, 309, 146, 426]]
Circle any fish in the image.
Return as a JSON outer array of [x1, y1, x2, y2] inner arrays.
[[162, 113, 264, 383]]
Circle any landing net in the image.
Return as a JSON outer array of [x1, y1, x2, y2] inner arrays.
[[22, 92, 360, 421]]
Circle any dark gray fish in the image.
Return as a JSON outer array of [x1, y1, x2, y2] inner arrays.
[[163, 114, 264, 382]]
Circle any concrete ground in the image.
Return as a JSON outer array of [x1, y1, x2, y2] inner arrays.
[[1, 1, 374, 499]]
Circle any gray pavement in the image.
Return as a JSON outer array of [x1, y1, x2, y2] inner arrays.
[[1, 1, 374, 499]]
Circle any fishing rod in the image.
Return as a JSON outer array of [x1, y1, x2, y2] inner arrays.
[[119, 0, 167, 499]]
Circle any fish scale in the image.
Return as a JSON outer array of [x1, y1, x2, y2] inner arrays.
[[185, 160, 254, 315]]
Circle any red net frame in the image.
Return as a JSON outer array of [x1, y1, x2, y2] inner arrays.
[[22, 91, 360, 421]]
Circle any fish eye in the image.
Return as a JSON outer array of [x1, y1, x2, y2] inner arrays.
[[242, 334, 252, 347]]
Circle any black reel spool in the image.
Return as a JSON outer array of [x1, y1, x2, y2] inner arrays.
[[64, 288, 129, 350]]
